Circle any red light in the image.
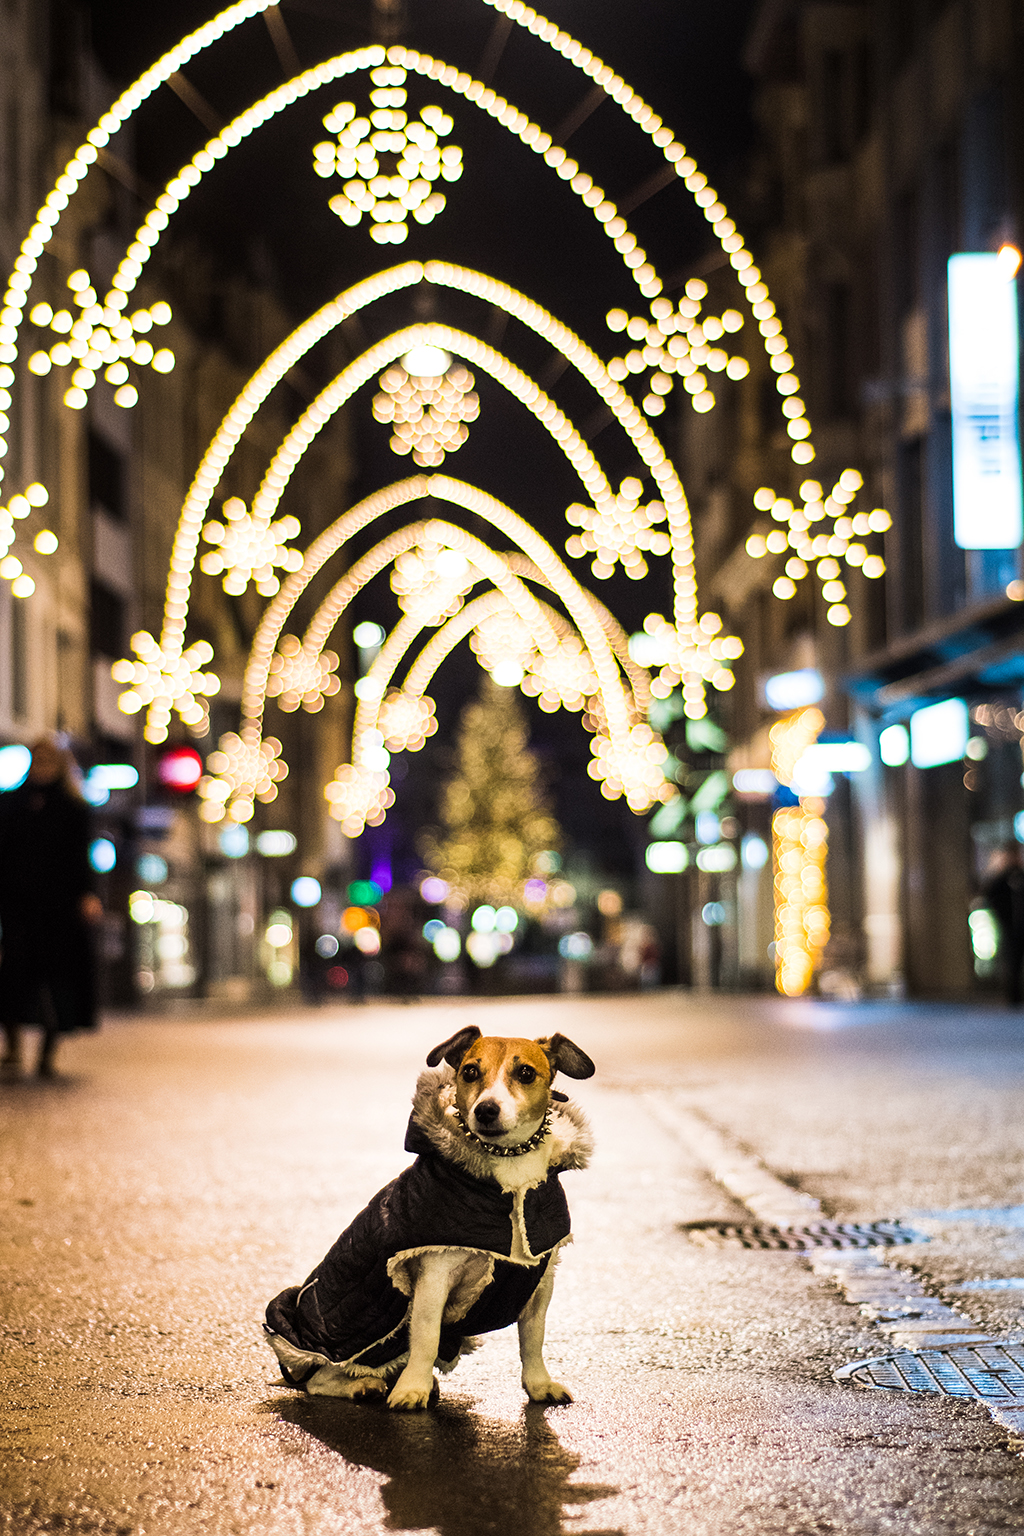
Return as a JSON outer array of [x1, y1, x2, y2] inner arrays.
[[157, 746, 203, 792], [326, 966, 350, 989]]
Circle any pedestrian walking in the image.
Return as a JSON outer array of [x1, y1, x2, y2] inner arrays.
[[0, 736, 101, 1078], [983, 843, 1024, 1005]]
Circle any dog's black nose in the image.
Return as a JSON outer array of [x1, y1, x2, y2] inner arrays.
[[473, 1098, 501, 1126]]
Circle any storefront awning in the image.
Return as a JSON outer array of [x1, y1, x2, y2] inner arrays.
[[846, 594, 1024, 716]]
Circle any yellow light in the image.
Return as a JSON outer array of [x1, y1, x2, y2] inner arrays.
[[33, 530, 58, 554]]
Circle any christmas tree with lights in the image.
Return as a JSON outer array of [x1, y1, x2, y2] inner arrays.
[[422, 676, 560, 907]]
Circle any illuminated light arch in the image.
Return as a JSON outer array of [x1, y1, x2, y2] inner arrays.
[[241, 475, 630, 755], [148, 262, 698, 696], [1, 11, 812, 514]]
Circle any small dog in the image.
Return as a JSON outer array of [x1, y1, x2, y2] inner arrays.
[[264, 1023, 594, 1409]]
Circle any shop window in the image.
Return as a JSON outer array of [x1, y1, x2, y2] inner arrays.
[[88, 430, 126, 521], [89, 578, 125, 659]]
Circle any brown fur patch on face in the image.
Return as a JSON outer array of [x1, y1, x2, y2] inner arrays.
[[454, 1035, 553, 1125]]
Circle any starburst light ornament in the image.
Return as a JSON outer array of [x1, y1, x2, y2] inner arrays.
[[315, 64, 463, 244], [378, 690, 438, 752], [522, 636, 599, 714], [469, 606, 535, 679], [197, 732, 288, 824], [200, 497, 303, 597], [265, 634, 341, 713], [588, 723, 675, 812], [324, 762, 395, 838], [564, 477, 672, 580], [605, 280, 750, 420], [391, 529, 475, 626], [26, 268, 175, 411], [373, 347, 479, 467], [111, 631, 220, 743], [635, 611, 744, 715]]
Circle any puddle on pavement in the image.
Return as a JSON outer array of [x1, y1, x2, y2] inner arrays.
[[265, 1393, 622, 1536]]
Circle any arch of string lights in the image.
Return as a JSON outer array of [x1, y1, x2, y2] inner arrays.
[[0, 1, 883, 626], [196, 474, 666, 824], [113, 269, 739, 746]]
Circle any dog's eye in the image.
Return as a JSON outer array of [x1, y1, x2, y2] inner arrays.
[[461, 1063, 481, 1081], [514, 1065, 537, 1084]]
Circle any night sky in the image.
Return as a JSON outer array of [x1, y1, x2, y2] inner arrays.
[[82, 0, 758, 882]]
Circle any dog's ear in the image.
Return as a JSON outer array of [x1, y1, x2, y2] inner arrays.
[[536, 1033, 595, 1082], [426, 1024, 482, 1069]]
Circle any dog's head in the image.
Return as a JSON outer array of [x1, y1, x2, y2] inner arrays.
[[426, 1025, 595, 1142]]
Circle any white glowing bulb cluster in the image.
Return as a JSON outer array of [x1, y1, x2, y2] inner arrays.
[[378, 689, 438, 751], [318, 65, 461, 242], [198, 731, 288, 823], [470, 606, 535, 675], [0, 479, 50, 597], [565, 476, 671, 581], [634, 610, 744, 716], [744, 471, 891, 627], [606, 281, 749, 419], [587, 723, 674, 812], [266, 634, 341, 713], [112, 633, 220, 742], [200, 497, 303, 596], [324, 761, 395, 837], [26, 271, 174, 411], [373, 358, 479, 465], [391, 536, 475, 625], [522, 634, 599, 714]]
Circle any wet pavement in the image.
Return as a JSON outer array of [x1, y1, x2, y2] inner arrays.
[[5, 991, 1024, 1533]]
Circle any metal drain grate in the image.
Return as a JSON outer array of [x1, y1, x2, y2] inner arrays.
[[682, 1219, 927, 1250], [836, 1343, 1024, 1402]]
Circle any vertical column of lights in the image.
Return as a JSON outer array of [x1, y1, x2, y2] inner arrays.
[[743, 471, 891, 627], [769, 707, 829, 997]]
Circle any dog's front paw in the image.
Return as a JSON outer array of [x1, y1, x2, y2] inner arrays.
[[524, 1377, 573, 1405], [387, 1371, 436, 1411]]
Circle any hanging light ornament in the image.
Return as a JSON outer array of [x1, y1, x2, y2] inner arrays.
[[522, 635, 600, 714], [604, 280, 750, 421], [316, 64, 462, 244], [373, 348, 479, 467], [633, 611, 744, 715], [324, 762, 395, 837], [27, 269, 174, 411], [469, 605, 536, 678], [377, 689, 438, 751], [111, 631, 220, 743], [588, 723, 675, 812], [391, 528, 476, 625], [197, 731, 288, 824], [265, 634, 341, 713], [564, 477, 672, 581], [200, 497, 303, 597]]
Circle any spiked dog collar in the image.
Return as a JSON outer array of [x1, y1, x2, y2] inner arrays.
[[454, 1107, 552, 1157]]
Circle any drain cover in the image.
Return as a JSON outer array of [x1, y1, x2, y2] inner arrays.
[[836, 1343, 1024, 1402], [683, 1219, 927, 1250]]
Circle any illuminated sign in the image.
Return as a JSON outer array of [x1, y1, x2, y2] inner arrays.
[[763, 668, 825, 712], [948, 252, 1023, 549], [909, 698, 969, 769]]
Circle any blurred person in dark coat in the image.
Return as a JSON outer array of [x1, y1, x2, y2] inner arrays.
[[984, 843, 1024, 1006], [0, 736, 101, 1078]]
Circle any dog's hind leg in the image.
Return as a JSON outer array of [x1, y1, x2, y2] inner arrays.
[[518, 1263, 572, 1404], [388, 1250, 466, 1411], [306, 1365, 388, 1400]]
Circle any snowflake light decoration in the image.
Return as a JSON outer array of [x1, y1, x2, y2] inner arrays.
[[634, 610, 744, 716], [324, 762, 395, 838], [743, 470, 890, 629], [564, 477, 672, 581], [470, 606, 535, 676], [605, 279, 750, 421], [522, 636, 599, 714], [197, 731, 288, 824], [588, 723, 675, 812], [200, 497, 303, 597], [26, 268, 175, 410], [391, 533, 475, 626], [265, 634, 341, 713], [315, 64, 463, 244], [378, 690, 438, 752], [373, 352, 479, 467], [111, 631, 220, 743]]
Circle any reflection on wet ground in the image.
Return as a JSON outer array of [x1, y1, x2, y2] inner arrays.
[[267, 1393, 623, 1536]]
